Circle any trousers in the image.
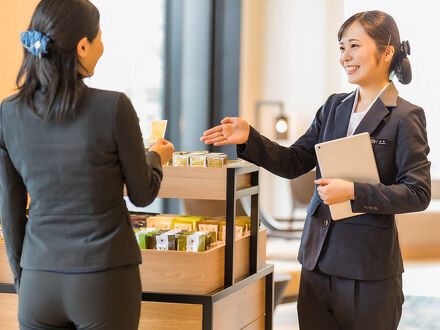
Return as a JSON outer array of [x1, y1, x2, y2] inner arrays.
[[297, 266, 404, 330], [18, 264, 141, 330]]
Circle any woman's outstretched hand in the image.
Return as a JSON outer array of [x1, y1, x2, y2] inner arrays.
[[200, 117, 250, 146]]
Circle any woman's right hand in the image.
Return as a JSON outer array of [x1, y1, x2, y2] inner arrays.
[[149, 138, 174, 165], [200, 117, 250, 146]]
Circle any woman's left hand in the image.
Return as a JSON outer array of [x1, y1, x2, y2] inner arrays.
[[314, 178, 354, 205]]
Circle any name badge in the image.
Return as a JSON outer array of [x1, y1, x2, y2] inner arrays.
[[370, 137, 388, 145]]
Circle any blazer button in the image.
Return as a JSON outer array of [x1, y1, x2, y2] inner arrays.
[[324, 220, 329, 227]]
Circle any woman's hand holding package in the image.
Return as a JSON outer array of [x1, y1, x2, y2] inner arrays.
[[149, 138, 174, 165], [315, 178, 354, 206], [200, 117, 250, 146]]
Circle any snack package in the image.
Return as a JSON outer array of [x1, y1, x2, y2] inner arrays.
[[147, 215, 180, 230], [129, 214, 149, 229], [197, 218, 223, 241], [172, 216, 204, 231], [135, 228, 160, 249], [193, 231, 216, 250], [155, 230, 182, 250], [173, 152, 190, 167], [207, 153, 228, 167], [186, 233, 207, 252], [170, 152, 190, 166], [189, 152, 208, 167], [147, 230, 168, 249]]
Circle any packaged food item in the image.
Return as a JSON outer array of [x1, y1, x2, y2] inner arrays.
[[236, 216, 251, 235], [219, 216, 251, 241], [147, 230, 168, 249], [207, 153, 228, 167], [220, 224, 244, 241], [147, 215, 181, 230], [172, 216, 204, 231], [195, 231, 216, 249], [155, 230, 183, 250], [185, 233, 207, 252], [189, 152, 208, 167], [135, 228, 160, 249], [129, 214, 149, 229], [172, 152, 190, 167], [177, 232, 192, 251], [197, 218, 223, 241]]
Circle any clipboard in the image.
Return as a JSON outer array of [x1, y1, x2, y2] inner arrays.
[[314, 132, 380, 220]]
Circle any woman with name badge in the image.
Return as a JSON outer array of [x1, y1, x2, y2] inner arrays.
[[201, 10, 430, 330]]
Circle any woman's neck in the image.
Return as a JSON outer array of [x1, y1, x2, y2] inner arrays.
[[357, 80, 390, 106]]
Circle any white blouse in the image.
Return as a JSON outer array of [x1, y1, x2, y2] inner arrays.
[[346, 82, 390, 136]]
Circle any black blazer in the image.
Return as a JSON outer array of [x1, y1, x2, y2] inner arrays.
[[238, 82, 431, 280], [0, 85, 163, 291]]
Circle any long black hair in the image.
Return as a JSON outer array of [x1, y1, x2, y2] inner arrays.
[[13, 0, 100, 122], [338, 10, 412, 85]]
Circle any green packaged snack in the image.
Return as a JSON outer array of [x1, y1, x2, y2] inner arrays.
[[186, 233, 206, 252], [177, 234, 188, 251], [193, 231, 216, 250], [135, 228, 159, 249]]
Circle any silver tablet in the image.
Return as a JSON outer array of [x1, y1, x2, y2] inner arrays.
[[315, 132, 380, 220]]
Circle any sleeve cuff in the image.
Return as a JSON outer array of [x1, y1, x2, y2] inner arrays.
[[146, 151, 163, 170]]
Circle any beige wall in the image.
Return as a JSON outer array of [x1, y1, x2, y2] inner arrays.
[[239, 0, 344, 218], [0, 0, 39, 101]]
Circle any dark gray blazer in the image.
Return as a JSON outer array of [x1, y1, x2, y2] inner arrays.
[[0, 85, 163, 291], [238, 82, 431, 280]]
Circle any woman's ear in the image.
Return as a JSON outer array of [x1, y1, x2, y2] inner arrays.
[[77, 37, 89, 59], [384, 45, 395, 63]]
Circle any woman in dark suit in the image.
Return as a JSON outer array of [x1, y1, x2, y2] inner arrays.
[[201, 10, 430, 330], [0, 0, 174, 329]]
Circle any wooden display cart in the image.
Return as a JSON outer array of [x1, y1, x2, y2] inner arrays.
[[0, 160, 274, 330], [140, 160, 274, 329]]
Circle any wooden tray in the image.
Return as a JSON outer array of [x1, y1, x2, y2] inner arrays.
[[139, 229, 266, 294], [157, 160, 254, 200], [0, 230, 266, 295]]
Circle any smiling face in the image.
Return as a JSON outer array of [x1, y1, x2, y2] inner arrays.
[[339, 20, 391, 87]]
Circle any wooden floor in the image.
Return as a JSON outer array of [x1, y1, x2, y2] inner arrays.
[[0, 294, 18, 330]]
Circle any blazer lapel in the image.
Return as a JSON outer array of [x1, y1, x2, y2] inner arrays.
[[333, 91, 355, 139], [353, 82, 398, 136]]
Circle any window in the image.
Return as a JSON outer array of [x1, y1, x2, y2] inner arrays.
[[88, 0, 166, 140], [89, 0, 166, 213]]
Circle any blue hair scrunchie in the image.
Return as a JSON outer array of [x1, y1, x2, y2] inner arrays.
[[20, 30, 50, 58]]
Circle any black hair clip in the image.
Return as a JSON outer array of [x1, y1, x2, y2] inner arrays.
[[401, 40, 410, 57]]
